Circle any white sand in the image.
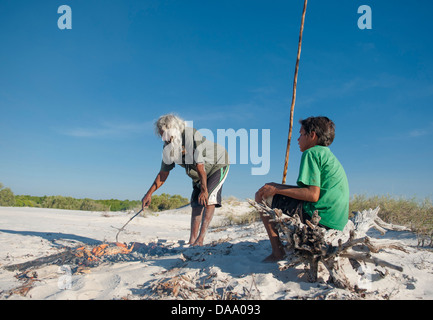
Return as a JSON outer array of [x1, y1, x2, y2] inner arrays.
[[1, 201, 432, 300]]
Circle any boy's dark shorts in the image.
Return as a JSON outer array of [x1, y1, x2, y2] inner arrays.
[[191, 166, 229, 208], [271, 193, 307, 221], [271, 190, 330, 230]]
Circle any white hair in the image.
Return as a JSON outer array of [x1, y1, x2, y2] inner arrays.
[[155, 114, 185, 164], [154, 114, 185, 137]]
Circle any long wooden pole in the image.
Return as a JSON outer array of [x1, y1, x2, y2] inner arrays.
[[282, 0, 308, 184]]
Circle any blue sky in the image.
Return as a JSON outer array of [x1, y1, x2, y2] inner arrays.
[[1, 0, 433, 201]]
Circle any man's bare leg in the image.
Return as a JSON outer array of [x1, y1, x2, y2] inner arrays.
[[192, 205, 215, 246], [189, 206, 204, 245]]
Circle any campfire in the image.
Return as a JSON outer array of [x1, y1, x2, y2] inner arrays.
[[3, 239, 255, 300], [2, 240, 180, 297], [75, 242, 136, 264], [5, 241, 178, 274]]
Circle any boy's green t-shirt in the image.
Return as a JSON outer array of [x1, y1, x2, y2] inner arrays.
[[296, 145, 349, 231]]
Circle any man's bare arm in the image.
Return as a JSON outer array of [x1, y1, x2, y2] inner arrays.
[[196, 163, 209, 206], [142, 171, 170, 208]]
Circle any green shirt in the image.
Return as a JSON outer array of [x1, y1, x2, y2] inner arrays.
[[160, 128, 229, 186], [297, 145, 349, 230]]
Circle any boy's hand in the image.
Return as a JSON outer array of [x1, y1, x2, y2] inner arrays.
[[258, 184, 277, 198]]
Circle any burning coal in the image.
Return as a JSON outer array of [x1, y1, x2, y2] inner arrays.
[[1, 241, 182, 298], [4, 241, 180, 274]]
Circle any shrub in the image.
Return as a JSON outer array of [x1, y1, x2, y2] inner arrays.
[[148, 193, 189, 212], [41, 196, 81, 210], [1, 182, 186, 213], [0, 184, 15, 207], [80, 198, 110, 211], [350, 194, 433, 234]]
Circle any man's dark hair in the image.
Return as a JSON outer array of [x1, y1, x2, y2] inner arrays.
[[299, 116, 335, 146]]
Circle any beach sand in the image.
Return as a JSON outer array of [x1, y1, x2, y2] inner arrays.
[[1, 200, 432, 300]]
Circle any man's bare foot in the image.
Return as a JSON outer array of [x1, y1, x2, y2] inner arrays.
[[188, 234, 199, 245], [192, 239, 204, 246], [262, 253, 284, 263]]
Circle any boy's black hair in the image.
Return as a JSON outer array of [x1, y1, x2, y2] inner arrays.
[[299, 116, 335, 147]]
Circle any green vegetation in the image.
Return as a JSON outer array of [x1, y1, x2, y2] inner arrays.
[[350, 194, 433, 234], [1, 182, 432, 234], [0, 183, 15, 207], [218, 196, 261, 226], [0, 182, 188, 213], [13, 195, 131, 212], [94, 199, 141, 212], [222, 209, 260, 226], [147, 193, 189, 212]]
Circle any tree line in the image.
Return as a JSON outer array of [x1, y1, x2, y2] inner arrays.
[[0, 183, 188, 212]]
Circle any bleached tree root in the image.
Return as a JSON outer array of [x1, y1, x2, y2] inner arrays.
[[248, 200, 410, 290]]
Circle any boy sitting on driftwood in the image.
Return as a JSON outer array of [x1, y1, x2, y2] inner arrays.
[[255, 116, 349, 262]]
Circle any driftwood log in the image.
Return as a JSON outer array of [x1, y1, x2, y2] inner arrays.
[[248, 199, 410, 290]]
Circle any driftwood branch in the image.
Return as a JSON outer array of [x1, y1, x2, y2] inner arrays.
[[248, 199, 409, 290], [282, 0, 308, 184]]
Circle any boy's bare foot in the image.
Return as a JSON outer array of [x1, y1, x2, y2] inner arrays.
[[262, 253, 284, 263]]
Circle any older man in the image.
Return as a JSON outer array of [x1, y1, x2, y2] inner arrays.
[[142, 114, 230, 246]]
